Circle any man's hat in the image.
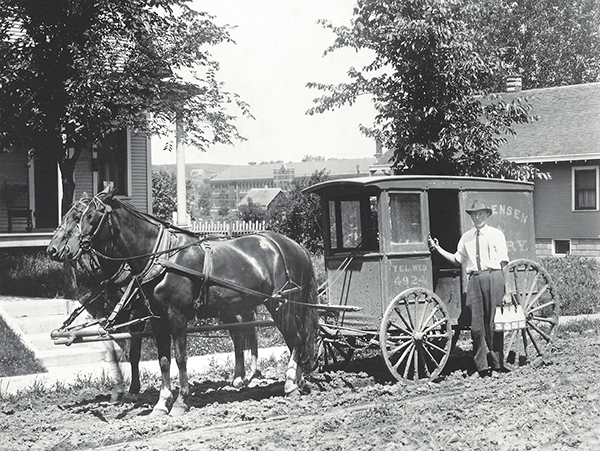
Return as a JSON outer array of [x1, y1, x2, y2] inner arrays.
[[466, 200, 492, 215]]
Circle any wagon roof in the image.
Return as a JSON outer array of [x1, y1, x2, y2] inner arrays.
[[303, 175, 534, 196]]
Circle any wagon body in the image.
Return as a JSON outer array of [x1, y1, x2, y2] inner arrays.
[[306, 176, 534, 329], [306, 175, 557, 380]]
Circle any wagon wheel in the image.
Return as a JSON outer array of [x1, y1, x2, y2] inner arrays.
[[314, 311, 355, 372], [503, 259, 559, 370], [314, 332, 355, 372], [379, 288, 453, 381]]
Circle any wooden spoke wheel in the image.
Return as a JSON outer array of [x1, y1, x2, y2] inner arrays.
[[503, 259, 559, 369], [379, 288, 452, 381], [314, 333, 355, 372], [314, 311, 355, 372]]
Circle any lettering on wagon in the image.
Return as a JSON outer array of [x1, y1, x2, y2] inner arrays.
[[491, 204, 528, 224], [392, 263, 428, 288]]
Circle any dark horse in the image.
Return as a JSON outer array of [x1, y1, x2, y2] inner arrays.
[[48, 189, 318, 415], [47, 194, 266, 400]]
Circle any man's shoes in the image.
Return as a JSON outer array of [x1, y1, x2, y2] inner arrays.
[[470, 369, 491, 379], [492, 366, 511, 374]]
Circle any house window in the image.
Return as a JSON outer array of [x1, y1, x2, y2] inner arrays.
[[95, 129, 129, 196], [573, 166, 598, 211], [553, 239, 570, 255]]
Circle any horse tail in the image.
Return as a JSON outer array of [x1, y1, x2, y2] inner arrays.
[[298, 248, 319, 372]]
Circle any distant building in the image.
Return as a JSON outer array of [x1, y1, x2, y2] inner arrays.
[[238, 188, 284, 210], [210, 157, 376, 212]]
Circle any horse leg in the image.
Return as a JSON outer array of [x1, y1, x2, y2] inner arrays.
[[128, 323, 144, 395], [284, 346, 304, 397], [104, 340, 125, 403], [223, 313, 246, 388], [242, 310, 262, 383], [170, 317, 190, 416], [150, 325, 173, 416]]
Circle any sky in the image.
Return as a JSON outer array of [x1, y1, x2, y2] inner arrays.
[[151, 0, 376, 166]]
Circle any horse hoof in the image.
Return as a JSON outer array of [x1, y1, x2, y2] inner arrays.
[[150, 407, 169, 417], [249, 370, 263, 381], [169, 403, 189, 417], [232, 377, 245, 389], [285, 388, 301, 399], [109, 392, 124, 404]]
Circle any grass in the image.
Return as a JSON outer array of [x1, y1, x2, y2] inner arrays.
[[0, 315, 46, 377]]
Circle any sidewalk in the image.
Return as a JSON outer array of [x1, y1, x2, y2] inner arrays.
[[0, 346, 288, 395]]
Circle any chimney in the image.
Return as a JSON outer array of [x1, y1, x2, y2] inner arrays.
[[506, 74, 522, 92]]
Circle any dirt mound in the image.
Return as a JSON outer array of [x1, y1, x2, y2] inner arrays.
[[1, 331, 599, 450]]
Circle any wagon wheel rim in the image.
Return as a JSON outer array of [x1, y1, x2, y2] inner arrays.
[[503, 259, 559, 370], [314, 329, 355, 372], [379, 288, 452, 381]]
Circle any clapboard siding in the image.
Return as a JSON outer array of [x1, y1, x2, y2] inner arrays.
[[130, 132, 149, 213], [534, 161, 600, 240], [73, 149, 94, 201]]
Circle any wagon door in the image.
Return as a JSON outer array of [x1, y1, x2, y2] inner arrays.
[[428, 189, 465, 326], [323, 194, 382, 330]]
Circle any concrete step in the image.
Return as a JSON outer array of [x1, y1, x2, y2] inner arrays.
[[39, 346, 109, 368], [0, 297, 77, 318], [10, 314, 68, 335]]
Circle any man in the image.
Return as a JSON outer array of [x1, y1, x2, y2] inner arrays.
[[428, 200, 509, 377]]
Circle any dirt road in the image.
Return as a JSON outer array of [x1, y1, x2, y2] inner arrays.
[[1, 330, 599, 451]]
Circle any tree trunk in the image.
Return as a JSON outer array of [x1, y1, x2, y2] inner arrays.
[[58, 149, 82, 216]]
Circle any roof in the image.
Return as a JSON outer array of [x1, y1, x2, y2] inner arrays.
[[304, 175, 533, 196], [499, 82, 600, 163], [238, 188, 283, 208], [212, 158, 377, 182]]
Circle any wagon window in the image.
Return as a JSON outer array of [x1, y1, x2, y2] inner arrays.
[[389, 193, 422, 245], [341, 200, 361, 248], [329, 200, 337, 248]]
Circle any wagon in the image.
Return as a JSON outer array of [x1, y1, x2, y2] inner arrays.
[[304, 175, 559, 381]]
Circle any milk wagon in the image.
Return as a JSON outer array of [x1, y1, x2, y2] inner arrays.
[[304, 175, 559, 381]]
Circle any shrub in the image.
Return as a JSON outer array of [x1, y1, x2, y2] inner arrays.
[[540, 255, 600, 316], [0, 248, 78, 298]]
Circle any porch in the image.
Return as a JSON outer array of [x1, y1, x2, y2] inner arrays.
[[0, 231, 53, 248]]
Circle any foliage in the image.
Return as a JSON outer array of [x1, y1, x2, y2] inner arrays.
[[541, 255, 600, 316], [469, 0, 600, 89], [266, 170, 329, 254], [0, 248, 77, 298], [307, 0, 543, 181], [0, 0, 251, 212], [238, 198, 267, 222], [0, 315, 46, 377], [151, 169, 194, 222]]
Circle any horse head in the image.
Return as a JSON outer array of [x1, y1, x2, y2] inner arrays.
[[76, 186, 119, 255], [47, 193, 93, 262]]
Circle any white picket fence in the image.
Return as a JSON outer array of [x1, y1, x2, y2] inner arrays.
[[190, 219, 266, 237]]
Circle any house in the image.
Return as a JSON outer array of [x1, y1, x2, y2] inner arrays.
[[238, 188, 284, 210], [210, 157, 376, 212], [499, 81, 600, 258], [0, 129, 153, 247], [372, 81, 600, 258]]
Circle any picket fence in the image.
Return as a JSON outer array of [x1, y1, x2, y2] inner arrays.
[[189, 219, 266, 237]]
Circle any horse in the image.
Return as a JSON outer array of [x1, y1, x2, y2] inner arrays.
[[47, 195, 263, 401], [49, 189, 318, 415]]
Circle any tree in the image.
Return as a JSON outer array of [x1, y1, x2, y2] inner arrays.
[[0, 0, 251, 214], [238, 198, 266, 222], [266, 170, 329, 254], [469, 0, 600, 89], [152, 169, 194, 222], [307, 0, 540, 181]]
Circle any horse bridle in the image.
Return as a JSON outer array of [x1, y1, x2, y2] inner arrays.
[[77, 194, 115, 252]]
